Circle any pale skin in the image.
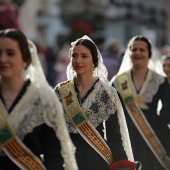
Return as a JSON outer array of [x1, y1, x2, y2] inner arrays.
[[130, 41, 149, 91], [0, 37, 27, 109], [71, 45, 96, 98], [163, 58, 170, 84]]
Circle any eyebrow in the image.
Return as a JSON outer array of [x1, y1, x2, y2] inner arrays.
[[72, 52, 88, 55]]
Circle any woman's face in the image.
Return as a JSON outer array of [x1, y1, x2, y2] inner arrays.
[[71, 45, 93, 76], [130, 40, 149, 69], [0, 37, 26, 80], [163, 58, 170, 80]]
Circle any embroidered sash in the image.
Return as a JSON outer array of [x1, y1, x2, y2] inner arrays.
[[58, 81, 113, 165], [116, 73, 170, 169], [0, 107, 46, 170]]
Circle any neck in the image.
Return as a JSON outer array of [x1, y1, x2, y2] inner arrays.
[[76, 75, 96, 88], [1, 77, 25, 94], [75, 75, 96, 98], [132, 66, 148, 77], [0, 77, 26, 109], [132, 67, 148, 91]]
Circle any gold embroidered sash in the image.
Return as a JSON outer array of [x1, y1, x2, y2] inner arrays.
[[116, 73, 170, 169], [0, 108, 46, 170], [58, 81, 113, 165]]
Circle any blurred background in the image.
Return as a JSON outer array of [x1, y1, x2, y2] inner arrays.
[[1, 0, 170, 86]]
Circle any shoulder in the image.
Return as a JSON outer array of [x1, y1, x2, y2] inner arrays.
[[110, 71, 129, 89], [150, 70, 166, 84], [54, 80, 71, 91], [99, 78, 117, 93], [30, 81, 58, 103]]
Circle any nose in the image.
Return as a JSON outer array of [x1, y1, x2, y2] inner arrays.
[[0, 52, 7, 62], [134, 49, 140, 55], [75, 56, 82, 63]]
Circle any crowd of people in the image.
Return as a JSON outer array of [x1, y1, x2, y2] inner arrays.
[[0, 27, 170, 170]]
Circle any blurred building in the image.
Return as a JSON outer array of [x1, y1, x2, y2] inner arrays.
[[18, 0, 169, 47]]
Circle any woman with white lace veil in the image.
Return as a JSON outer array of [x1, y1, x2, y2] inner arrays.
[[110, 35, 170, 170], [0, 29, 77, 170], [54, 35, 138, 170]]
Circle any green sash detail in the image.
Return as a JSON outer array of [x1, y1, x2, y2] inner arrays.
[[0, 111, 14, 148]]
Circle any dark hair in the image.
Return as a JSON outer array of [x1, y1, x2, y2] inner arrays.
[[128, 35, 152, 58], [162, 54, 170, 61], [0, 29, 31, 68], [72, 38, 98, 67]]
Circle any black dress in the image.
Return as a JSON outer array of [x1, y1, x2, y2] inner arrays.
[[112, 70, 170, 170], [0, 80, 66, 170], [54, 78, 132, 170]]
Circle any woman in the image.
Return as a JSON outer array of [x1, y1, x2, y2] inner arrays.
[[162, 55, 170, 84], [159, 55, 170, 125], [54, 35, 138, 170], [0, 29, 77, 170], [111, 35, 170, 170]]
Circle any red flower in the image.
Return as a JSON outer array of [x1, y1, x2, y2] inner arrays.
[[109, 160, 136, 170], [71, 21, 93, 36], [0, 5, 21, 30]]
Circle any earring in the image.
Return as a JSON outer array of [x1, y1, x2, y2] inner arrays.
[[91, 64, 95, 74]]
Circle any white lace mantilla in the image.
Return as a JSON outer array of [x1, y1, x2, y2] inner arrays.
[[0, 83, 78, 170], [139, 70, 164, 104], [114, 69, 165, 110], [63, 79, 117, 133], [58, 79, 134, 162]]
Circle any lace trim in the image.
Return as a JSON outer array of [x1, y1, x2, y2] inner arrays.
[[114, 70, 165, 110], [1, 86, 43, 138], [57, 78, 134, 161], [138, 70, 164, 103], [63, 79, 116, 133], [129, 70, 164, 109], [74, 77, 99, 104], [0, 84, 59, 156]]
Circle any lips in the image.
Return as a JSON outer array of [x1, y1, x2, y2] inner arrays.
[[75, 66, 83, 69], [0, 66, 9, 71], [134, 56, 143, 59]]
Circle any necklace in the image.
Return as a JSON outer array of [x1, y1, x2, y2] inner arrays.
[[1, 92, 17, 109], [78, 88, 84, 97]]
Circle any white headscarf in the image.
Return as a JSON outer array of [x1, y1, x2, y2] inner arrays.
[[66, 35, 109, 82], [66, 36, 134, 162], [27, 40, 78, 170], [111, 35, 165, 82]]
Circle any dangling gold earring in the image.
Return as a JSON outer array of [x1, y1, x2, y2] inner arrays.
[[91, 64, 95, 74]]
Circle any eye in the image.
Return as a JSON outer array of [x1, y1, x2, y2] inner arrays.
[[7, 51, 15, 57], [140, 48, 146, 52], [131, 48, 137, 52], [71, 53, 76, 58], [82, 54, 88, 58]]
